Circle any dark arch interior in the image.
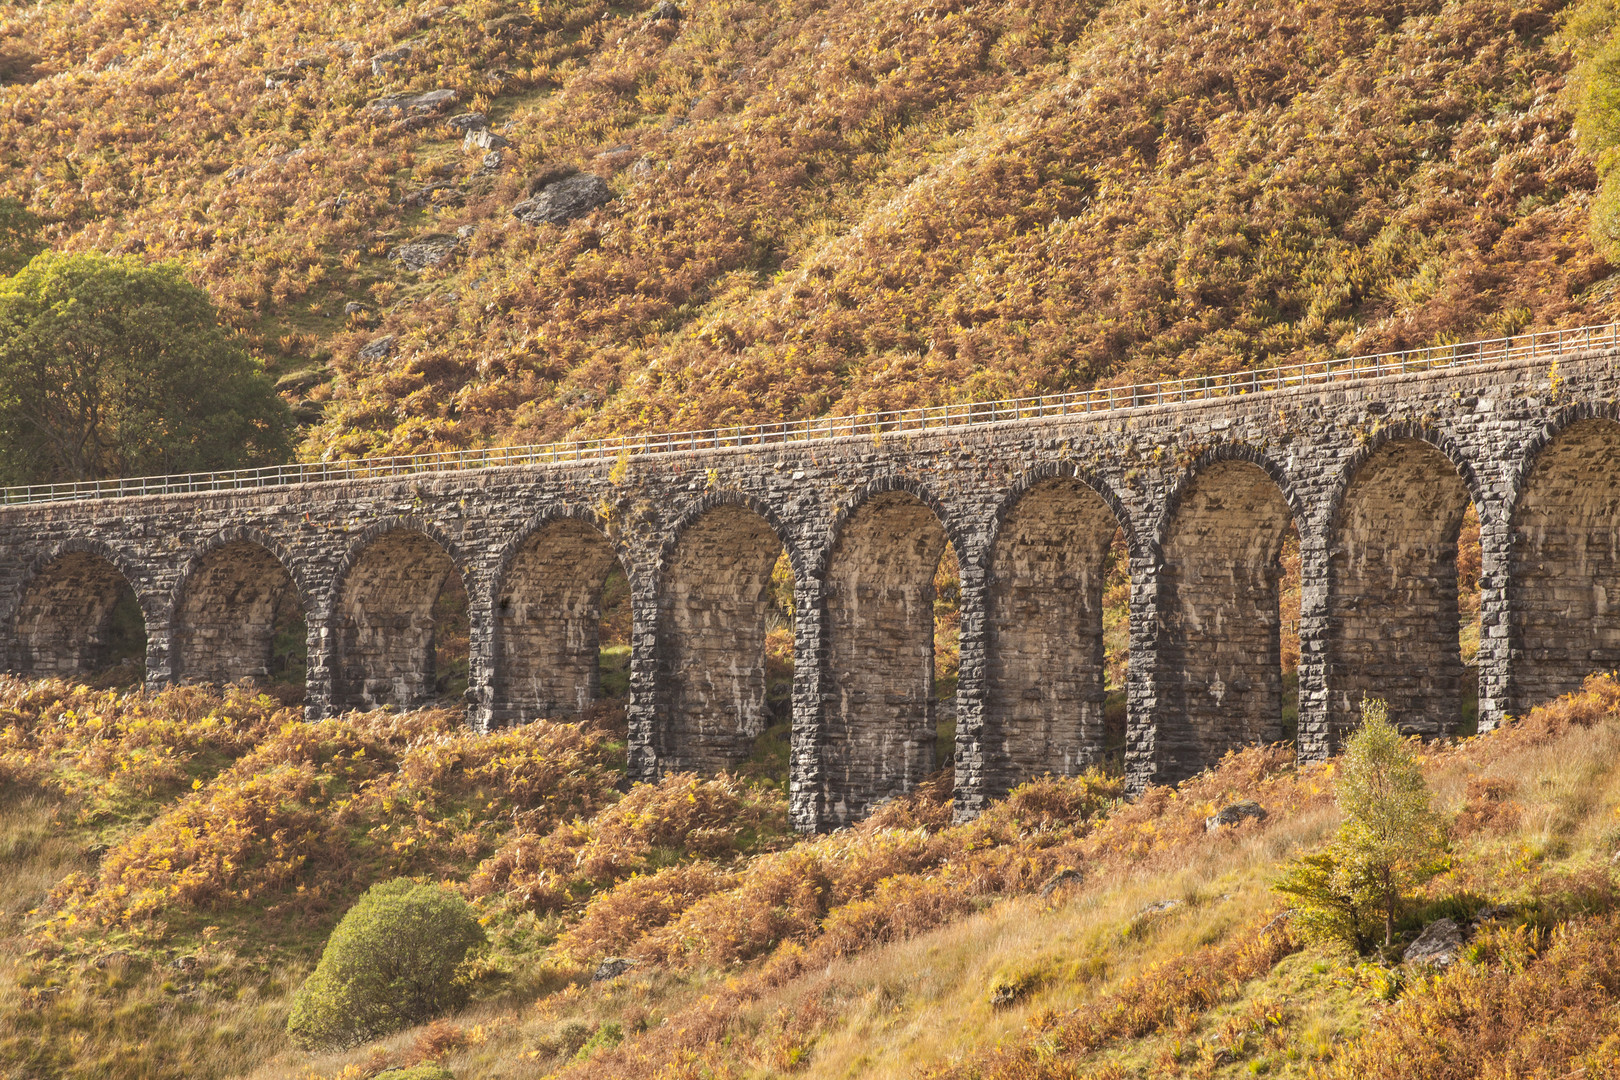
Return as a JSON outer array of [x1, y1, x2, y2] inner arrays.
[[659, 504, 791, 777], [822, 490, 950, 825], [335, 531, 468, 711], [494, 518, 627, 727], [1159, 459, 1295, 784], [1510, 417, 1620, 713], [173, 541, 304, 695], [13, 552, 147, 682], [985, 477, 1126, 793], [1328, 438, 1473, 743]]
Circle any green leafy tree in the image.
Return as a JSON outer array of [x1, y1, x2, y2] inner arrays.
[[0, 199, 42, 276], [0, 252, 292, 485], [1274, 699, 1445, 951], [287, 878, 486, 1050]]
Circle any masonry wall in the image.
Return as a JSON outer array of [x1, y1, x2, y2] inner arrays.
[[2, 349, 1617, 829]]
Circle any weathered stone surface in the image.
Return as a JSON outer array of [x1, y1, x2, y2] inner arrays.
[[446, 112, 487, 133], [593, 957, 637, 981], [1205, 801, 1267, 831], [357, 334, 395, 360], [2, 348, 1619, 833], [367, 88, 455, 116], [390, 234, 457, 270], [1403, 918, 1465, 967], [511, 173, 612, 226], [464, 128, 510, 152], [1038, 868, 1082, 897]]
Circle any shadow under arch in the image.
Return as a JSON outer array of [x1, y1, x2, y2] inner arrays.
[[1153, 444, 1300, 785], [1325, 424, 1482, 745], [1506, 406, 1620, 714], [9, 538, 150, 679], [982, 466, 1138, 795], [489, 505, 630, 726], [655, 489, 799, 775], [818, 476, 962, 826], [168, 528, 312, 690], [328, 518, 473, 712]]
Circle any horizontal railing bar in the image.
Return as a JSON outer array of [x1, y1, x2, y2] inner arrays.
[[2, 321, 1609, 505]]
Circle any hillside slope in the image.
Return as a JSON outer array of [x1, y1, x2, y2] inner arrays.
[[0, 0, 1611, 459], [0, 675, 1618, 1078]]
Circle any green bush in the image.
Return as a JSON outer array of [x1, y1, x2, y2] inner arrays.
[[287, 878, 486, 1050]]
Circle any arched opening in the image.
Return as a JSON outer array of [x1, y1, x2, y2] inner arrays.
[[334, 530, 469, 711], [1328, 438, 1474, 742], [173, 541, 305, 695], [984, 477, 1126, 793], [822, 490, 951, 824], [1159, 459, 1295, 783], [659, 504, 791, 777], [1510, 417, 1620, 713], [494, 518, 626, 726], [13, 551, 147, 681]]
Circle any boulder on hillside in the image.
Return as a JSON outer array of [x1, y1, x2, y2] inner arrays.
[[485, 12, 535, 35], [648, 1, 682, 21], [358, 335, 396, 361], [1205, 801, 1267, 832], [370, 44, 413, 76], [464, 128, 510, 152], [1403, 918, 1465, 968], [511, 173, 613, 226], [366, 88, 456, 116], [446, 111, 487, 133], [593, 957, 637, 981], [389, 234, 457, 270]]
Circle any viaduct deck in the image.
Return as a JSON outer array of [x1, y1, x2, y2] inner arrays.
[[2, 330, 1617, 830]]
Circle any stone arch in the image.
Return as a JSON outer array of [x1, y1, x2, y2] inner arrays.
[[819, 480, 959, 824], [1156, 447, 1299, 783], [1326, 427, 1479, 741], [656, 491, 794, 773], [169, 528, 310, 687], [9, 538, 150, 677], [1507, 406, 1620, 713], [986, 462, 1143, 562], [329, 519, 472, 711], [982, 467, 1135, 792], [490, 507, 628, 725], [1322, 421, 1488, 535]]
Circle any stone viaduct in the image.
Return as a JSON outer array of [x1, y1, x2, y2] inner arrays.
[[1, 335, 1617, 831]]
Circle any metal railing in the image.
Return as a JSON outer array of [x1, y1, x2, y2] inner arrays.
[[5, 321, 1614, 506]]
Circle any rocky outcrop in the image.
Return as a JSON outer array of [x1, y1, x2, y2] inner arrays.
[[511, 173, 613, 226]]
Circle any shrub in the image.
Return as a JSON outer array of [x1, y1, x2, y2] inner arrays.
[[1274, 699, 1444, 950], [287, 878, 486, 1050]]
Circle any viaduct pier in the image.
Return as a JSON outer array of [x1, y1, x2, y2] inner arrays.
[[2, 328, 1617, 830]]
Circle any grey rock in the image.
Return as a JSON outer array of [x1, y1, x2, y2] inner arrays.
[[485, 13, 534, 35], [648, 0, 682, 21], [593, 957, 638, 981], [511, 173, 613, 226], [1136, 898, 1182, 918], [446, 112, 487, 133], [1038, 867, 1081, 898], [1205, 800, 1267, 832], [274, 368, 328, 395], [343, 302, 368, 316], [357, 335, 395, 360], [480, 151, 505, 171], [456, 224, 477, 240], [366, 88, 456, 116], [464, 128, 511, 152], [389, 234, 457, 271], [369, 44, 413, 76], [1404, 918, 1465, 968]]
